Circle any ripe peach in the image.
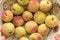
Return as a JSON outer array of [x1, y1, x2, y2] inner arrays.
[[11, 3, 24, 15], [15, 26, 26, 38], [29, 33, 43, 40], [20, 37, 29, 40], [40, 0, 52, 12], [12, 16, 24, 26], [34, 11, 46, 24], [2, 10, 13, 22], [2, 23, 15, 36], [22, 11, 33, 21], [17, 0, 29, 5], [25, 21, 38, 34], [45, 15, 58, 28], [28, 0, 39, 12], [38, 24, 49, 36]]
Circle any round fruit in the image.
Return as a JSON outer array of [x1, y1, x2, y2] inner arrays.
[[45, 15, 58, 28], [34, 11, 46, 24], [2, 10, 13, 22], [40, 0, 52, 12], [11, 3, 24, 15], [38, 24, 49, 36], [12, 16, 24, 26], [28, 0, 39, 12], [29, 33, 43, 40], [17, 0, 29, 5], [15, 26, 26, 38], [2, 23, 15, 36], [22, 11, 33, 21], [25, 21, 38, 34]]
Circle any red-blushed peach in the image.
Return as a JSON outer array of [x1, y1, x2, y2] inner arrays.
[[45, 15, 58, 28], [2, 10, 13, 22], [28, 0, 39, 12], [25, 21, 38, 34], [2, 23, 15, 36], [38, 24, 49, 36], [11, 3, 24, 15], [29, 33, 43, 40], [20, 37, 29, 40], [40, 0, 52, 12], [34, 11, 46, 24], [12, 16, 24, 26], [15, 26, 26, 38], [22, 11, 33, 21]]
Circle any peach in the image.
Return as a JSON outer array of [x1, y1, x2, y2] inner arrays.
[[29, 33, 43, 40], [34, 11, 46, 24], [40, 0, 52, 12], [38, 24, 49, 36], [28, 0, 39, 12], [20, 37, 29, 40], [15, 26, 26, 38], [11, 3, 24, 15], [25, 21, 38, 34], [12, 16, 24, 26], [2, 10, 13, 22], [22, 11, 33, 21], [17, 0, 29, 5], [45, 15, 58, 28], [2, 23, 15, 36]]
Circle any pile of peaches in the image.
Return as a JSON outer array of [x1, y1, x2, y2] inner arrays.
[[1, 0, 58, 40]]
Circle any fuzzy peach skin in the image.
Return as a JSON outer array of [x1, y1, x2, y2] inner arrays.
[[40, 0, 52, 12], [34, 11, 46, 24], [17, 0, 29, 5], [25, 21, 38, 34], [11, 3, 24, 15], [15, 26, 26, 38], [28, 0, 39, 12], [22, 11, 33, 21], [2, 10, 13, 22], [29, 33, 43, 40], [20, 37, 29, 40], [2, 23, 15, 36], [38, 24, 49, 36], [12, 16, 24, 26], [45, 15, 58, 28]]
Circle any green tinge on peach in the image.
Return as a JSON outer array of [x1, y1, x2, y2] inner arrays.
[[2, 23, 15, 36], [28, 0, 39, 12], [29, 33, 43, 40], [22, 11, 33, 21], [12, 16, 24, 26], [34, 11, 46, 24], [45, 15, 58, 28], [15, 26, 26, 38], [25, 21, 38, 34], [2, 10, 13, 22], [17, 0, 29, 5], [38, 24, 49, 36], [11, 3, 24, 15]]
